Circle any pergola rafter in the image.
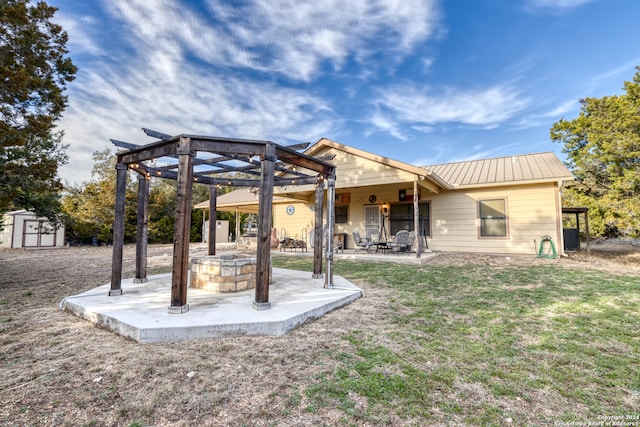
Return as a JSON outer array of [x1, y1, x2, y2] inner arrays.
[[109, 129, 337, 314], [112, 132, 331, 182]]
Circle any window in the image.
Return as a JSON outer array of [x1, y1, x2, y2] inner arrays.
[[479, 199, 507, 237], [335, 205, 348, 224], [389, 202, 430, 236]]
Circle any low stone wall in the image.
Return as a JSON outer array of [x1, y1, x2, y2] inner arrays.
[[190, 254, 256, 293]]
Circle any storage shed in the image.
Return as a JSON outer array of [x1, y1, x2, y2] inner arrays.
[[0, 210, 65, 249]]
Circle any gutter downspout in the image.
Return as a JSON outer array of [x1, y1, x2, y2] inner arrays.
[[556, 180, 566, 257]]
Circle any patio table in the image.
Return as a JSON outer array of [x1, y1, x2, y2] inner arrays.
[[373, 241, 392, 254]]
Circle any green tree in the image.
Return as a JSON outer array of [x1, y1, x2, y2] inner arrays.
[[0, 0, 77, 223], [551, 67, 640, 238], [147, 179, 176, 243], [61, 149, 137, 244], [62, 149, 215, 245]]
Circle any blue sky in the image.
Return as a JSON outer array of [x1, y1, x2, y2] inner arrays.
[[49, 0, 640, 184]]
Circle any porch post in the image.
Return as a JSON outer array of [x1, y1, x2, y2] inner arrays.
[[414, 178, 421, 258], [324, 175, 336, 288], [201, 209, 205, 243], [208, 184, 217, 256], [169, 137, 194, 314], [584, 211, 590, 255], [235, 207, 240, 247], [254, 143, 275, 310], [312, 177, 325, 279], [134, 174, 150, 283], [109, 163, 128, 296]]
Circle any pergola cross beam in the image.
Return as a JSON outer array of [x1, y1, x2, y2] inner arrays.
[[112, 137, 323, 179]]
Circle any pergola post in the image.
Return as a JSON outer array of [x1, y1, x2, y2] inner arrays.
[[413, 178, 421, 258], [254, 143, 276, 310], [324, 176, 336, 288], [169, 137, 194, 314], [109, 163, 128, 296], [134, 174, 150, 283], [312, 177, 325, 279], [208, 184, 217, 256]]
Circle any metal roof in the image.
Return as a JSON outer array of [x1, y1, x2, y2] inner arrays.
[[426, 152, 574, 189]]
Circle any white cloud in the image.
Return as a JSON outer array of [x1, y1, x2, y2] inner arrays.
[[56, 0, 443, 183], [63, 0, 442, 138], [421, 57, 435, 72], [58, 61, 336, 183], [99, 0, 441, 81], [372, 83, 531, 134], [540, 99, 580, 118], [365, 111, 408, 141], [52, 13, 102, 56], [206, 0, 441, 81], [585, 60, 640, 93], [58, 37, 336, 183], [526, 0, 596, 12]]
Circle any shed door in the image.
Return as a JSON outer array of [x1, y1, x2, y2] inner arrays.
[[22, 219, 56, 248], [23, 220, 41, 247]]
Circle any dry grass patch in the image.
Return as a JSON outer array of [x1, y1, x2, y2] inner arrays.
[[0, 243, 638, 426]]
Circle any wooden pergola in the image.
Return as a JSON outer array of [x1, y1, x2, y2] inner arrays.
[[109, 129, 337, 314]]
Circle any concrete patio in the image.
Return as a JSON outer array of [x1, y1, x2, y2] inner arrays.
[[60, 267, 363, 343]]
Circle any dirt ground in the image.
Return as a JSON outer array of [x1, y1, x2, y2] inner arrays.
[[0, 240, 638, 426]]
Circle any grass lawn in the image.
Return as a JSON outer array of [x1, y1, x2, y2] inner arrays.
[[272, 256, 640, 426]]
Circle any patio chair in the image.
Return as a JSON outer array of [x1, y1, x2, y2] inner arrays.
[[367, 231, 381, 244], [352, 230, 372, 254], [389, 230, 411, 254]]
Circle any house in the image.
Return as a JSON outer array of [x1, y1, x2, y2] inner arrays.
[[0, 210, 65, 249], [196, 138, 574, 256]]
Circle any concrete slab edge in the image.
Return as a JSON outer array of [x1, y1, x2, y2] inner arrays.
[[60, 283, 364, 344], [135, 290, 363, 343]]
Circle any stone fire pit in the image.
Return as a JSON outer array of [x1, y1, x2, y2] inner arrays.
[[190, 254, 256, 293]]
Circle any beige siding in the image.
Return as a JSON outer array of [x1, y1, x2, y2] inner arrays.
[[427, 184, 561, 255], [271, 182, 564, 254], [314, 146, 419, 189], [272, 202, 315, 242]]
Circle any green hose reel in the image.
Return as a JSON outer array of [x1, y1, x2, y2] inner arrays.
[[537, 235, 557, 259]]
